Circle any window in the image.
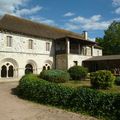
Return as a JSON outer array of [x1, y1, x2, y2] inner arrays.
[[97, 50, 99, 56], [46, 42, 50, 51], [6, 36, 12, 47], [28, 39, 33, 49], [73, 61, 78, 66]]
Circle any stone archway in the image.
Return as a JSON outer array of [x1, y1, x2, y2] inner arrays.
[[0, 58, 19, 78], [25, 60, 37, 74], [25, 64, 33, 74]]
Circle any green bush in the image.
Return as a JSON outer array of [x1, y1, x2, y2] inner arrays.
[[70, 88, 120, 120], [39, 69, 70, 83], [90, 70, 115, 89], [17, 74, 120, 120], [17, 74, 74, 106], [68, 66, 88, 80], [115, 77, 120, 86]]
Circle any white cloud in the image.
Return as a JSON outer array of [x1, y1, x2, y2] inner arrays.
[[0, 0, 28, 15], [30, 16, 57, 26], [112, 0, 120, 6], [64, 23, 80, 30], [0, 0, 43, 17], [64, 12, 75, 17], [65, 15, 111, 31], [115, 7, 120, 14], [15, 6, 43, 16]]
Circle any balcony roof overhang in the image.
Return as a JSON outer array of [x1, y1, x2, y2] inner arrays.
[[55, 35, 96, 45]]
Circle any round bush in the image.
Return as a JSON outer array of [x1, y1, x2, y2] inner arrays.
[[115, 77, 120, 86], [90, 70, 115, 89], [39, 69, 70, 83], [68, 66, 88, 80]]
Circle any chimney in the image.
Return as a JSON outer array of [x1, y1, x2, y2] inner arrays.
[[83, 31, 88, 40]]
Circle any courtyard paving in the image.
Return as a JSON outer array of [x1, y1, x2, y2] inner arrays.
[[0, 81, 99, 120]]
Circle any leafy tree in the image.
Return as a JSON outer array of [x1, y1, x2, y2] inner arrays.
[[96, 21, 120, 55]]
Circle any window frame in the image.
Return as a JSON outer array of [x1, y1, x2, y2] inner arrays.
[[6, 36, 12, 47]]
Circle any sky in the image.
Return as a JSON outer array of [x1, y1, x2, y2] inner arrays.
[[0, 0, 120, 40]]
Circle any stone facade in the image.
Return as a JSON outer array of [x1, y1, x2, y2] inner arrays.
[[0, 32, 54, 79], [0, 31, 102, 80]]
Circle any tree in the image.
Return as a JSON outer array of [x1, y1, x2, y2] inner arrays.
[[96, 21, 120, 55]]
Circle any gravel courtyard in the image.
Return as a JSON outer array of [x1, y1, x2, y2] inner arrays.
[[0, 82, 99, 120]]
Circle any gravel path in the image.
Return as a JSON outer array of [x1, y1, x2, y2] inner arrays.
[[0, 82, 99, 120]]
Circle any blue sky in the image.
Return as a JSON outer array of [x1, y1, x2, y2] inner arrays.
[[0, 0, 120, 40]]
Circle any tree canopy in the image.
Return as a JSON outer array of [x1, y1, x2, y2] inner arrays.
[[96, 21, 120, 55]]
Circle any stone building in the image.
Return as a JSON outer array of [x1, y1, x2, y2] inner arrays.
[[0, 14, 102, 79]]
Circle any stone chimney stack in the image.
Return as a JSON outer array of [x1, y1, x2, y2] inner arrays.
[[83, 31, 88, 40]]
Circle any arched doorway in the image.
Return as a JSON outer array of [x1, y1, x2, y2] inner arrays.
[[25, 64, 33, 74]]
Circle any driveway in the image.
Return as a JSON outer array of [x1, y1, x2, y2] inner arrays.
[[0, 82, 99, 120]]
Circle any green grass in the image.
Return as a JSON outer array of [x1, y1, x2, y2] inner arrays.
[[60, 80, 90, 88], [60, 80, 120, 93]]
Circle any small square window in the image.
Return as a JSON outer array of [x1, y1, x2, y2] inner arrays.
[[46, 42, 50, 51], [73, 61, 78, 66], [6, 36, 12, 47]]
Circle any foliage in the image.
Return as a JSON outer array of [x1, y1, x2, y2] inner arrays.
[[17, 75, 74, 106], [90, 70, 115, 89], [68, 66, 88, 80], [96, 21, 120, 55], [39, 69, 70, 83], [115, 77, 120, 86], [17, 74, 120, 120]]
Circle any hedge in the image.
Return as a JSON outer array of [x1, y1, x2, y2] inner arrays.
[[115, 77, 120, 86], [90, 70, 115, 89], [17, 74, 120, 120], [68, 66, 88, 80], [40, 69, 70, 83]]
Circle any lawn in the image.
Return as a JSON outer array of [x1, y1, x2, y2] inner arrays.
[[60, 80, 120, 93]]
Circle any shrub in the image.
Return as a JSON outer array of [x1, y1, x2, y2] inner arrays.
[[39, 69, 70, 83], [90, 70, 115, 89], [17, 74, 74, 106], [17, 74, 120, 120], [115, 77, 120, 86], [68, 66, 88, 80]]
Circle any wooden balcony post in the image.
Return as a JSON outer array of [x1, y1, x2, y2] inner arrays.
[[66, 38, 70, 54], [91, 45, 94, 56]]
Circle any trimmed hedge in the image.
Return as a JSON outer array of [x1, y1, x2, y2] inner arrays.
[[90, 70, 115, 89], [17, 74, 120, 120], [17, 74, 73, 106], [115, 77, 120, 86], [39, 69, 70, 83], [68, 66, 88, 80]]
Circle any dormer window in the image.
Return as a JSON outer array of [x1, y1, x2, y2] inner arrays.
[[28, 39, 33, 49], [6, 36, 12, 47]]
